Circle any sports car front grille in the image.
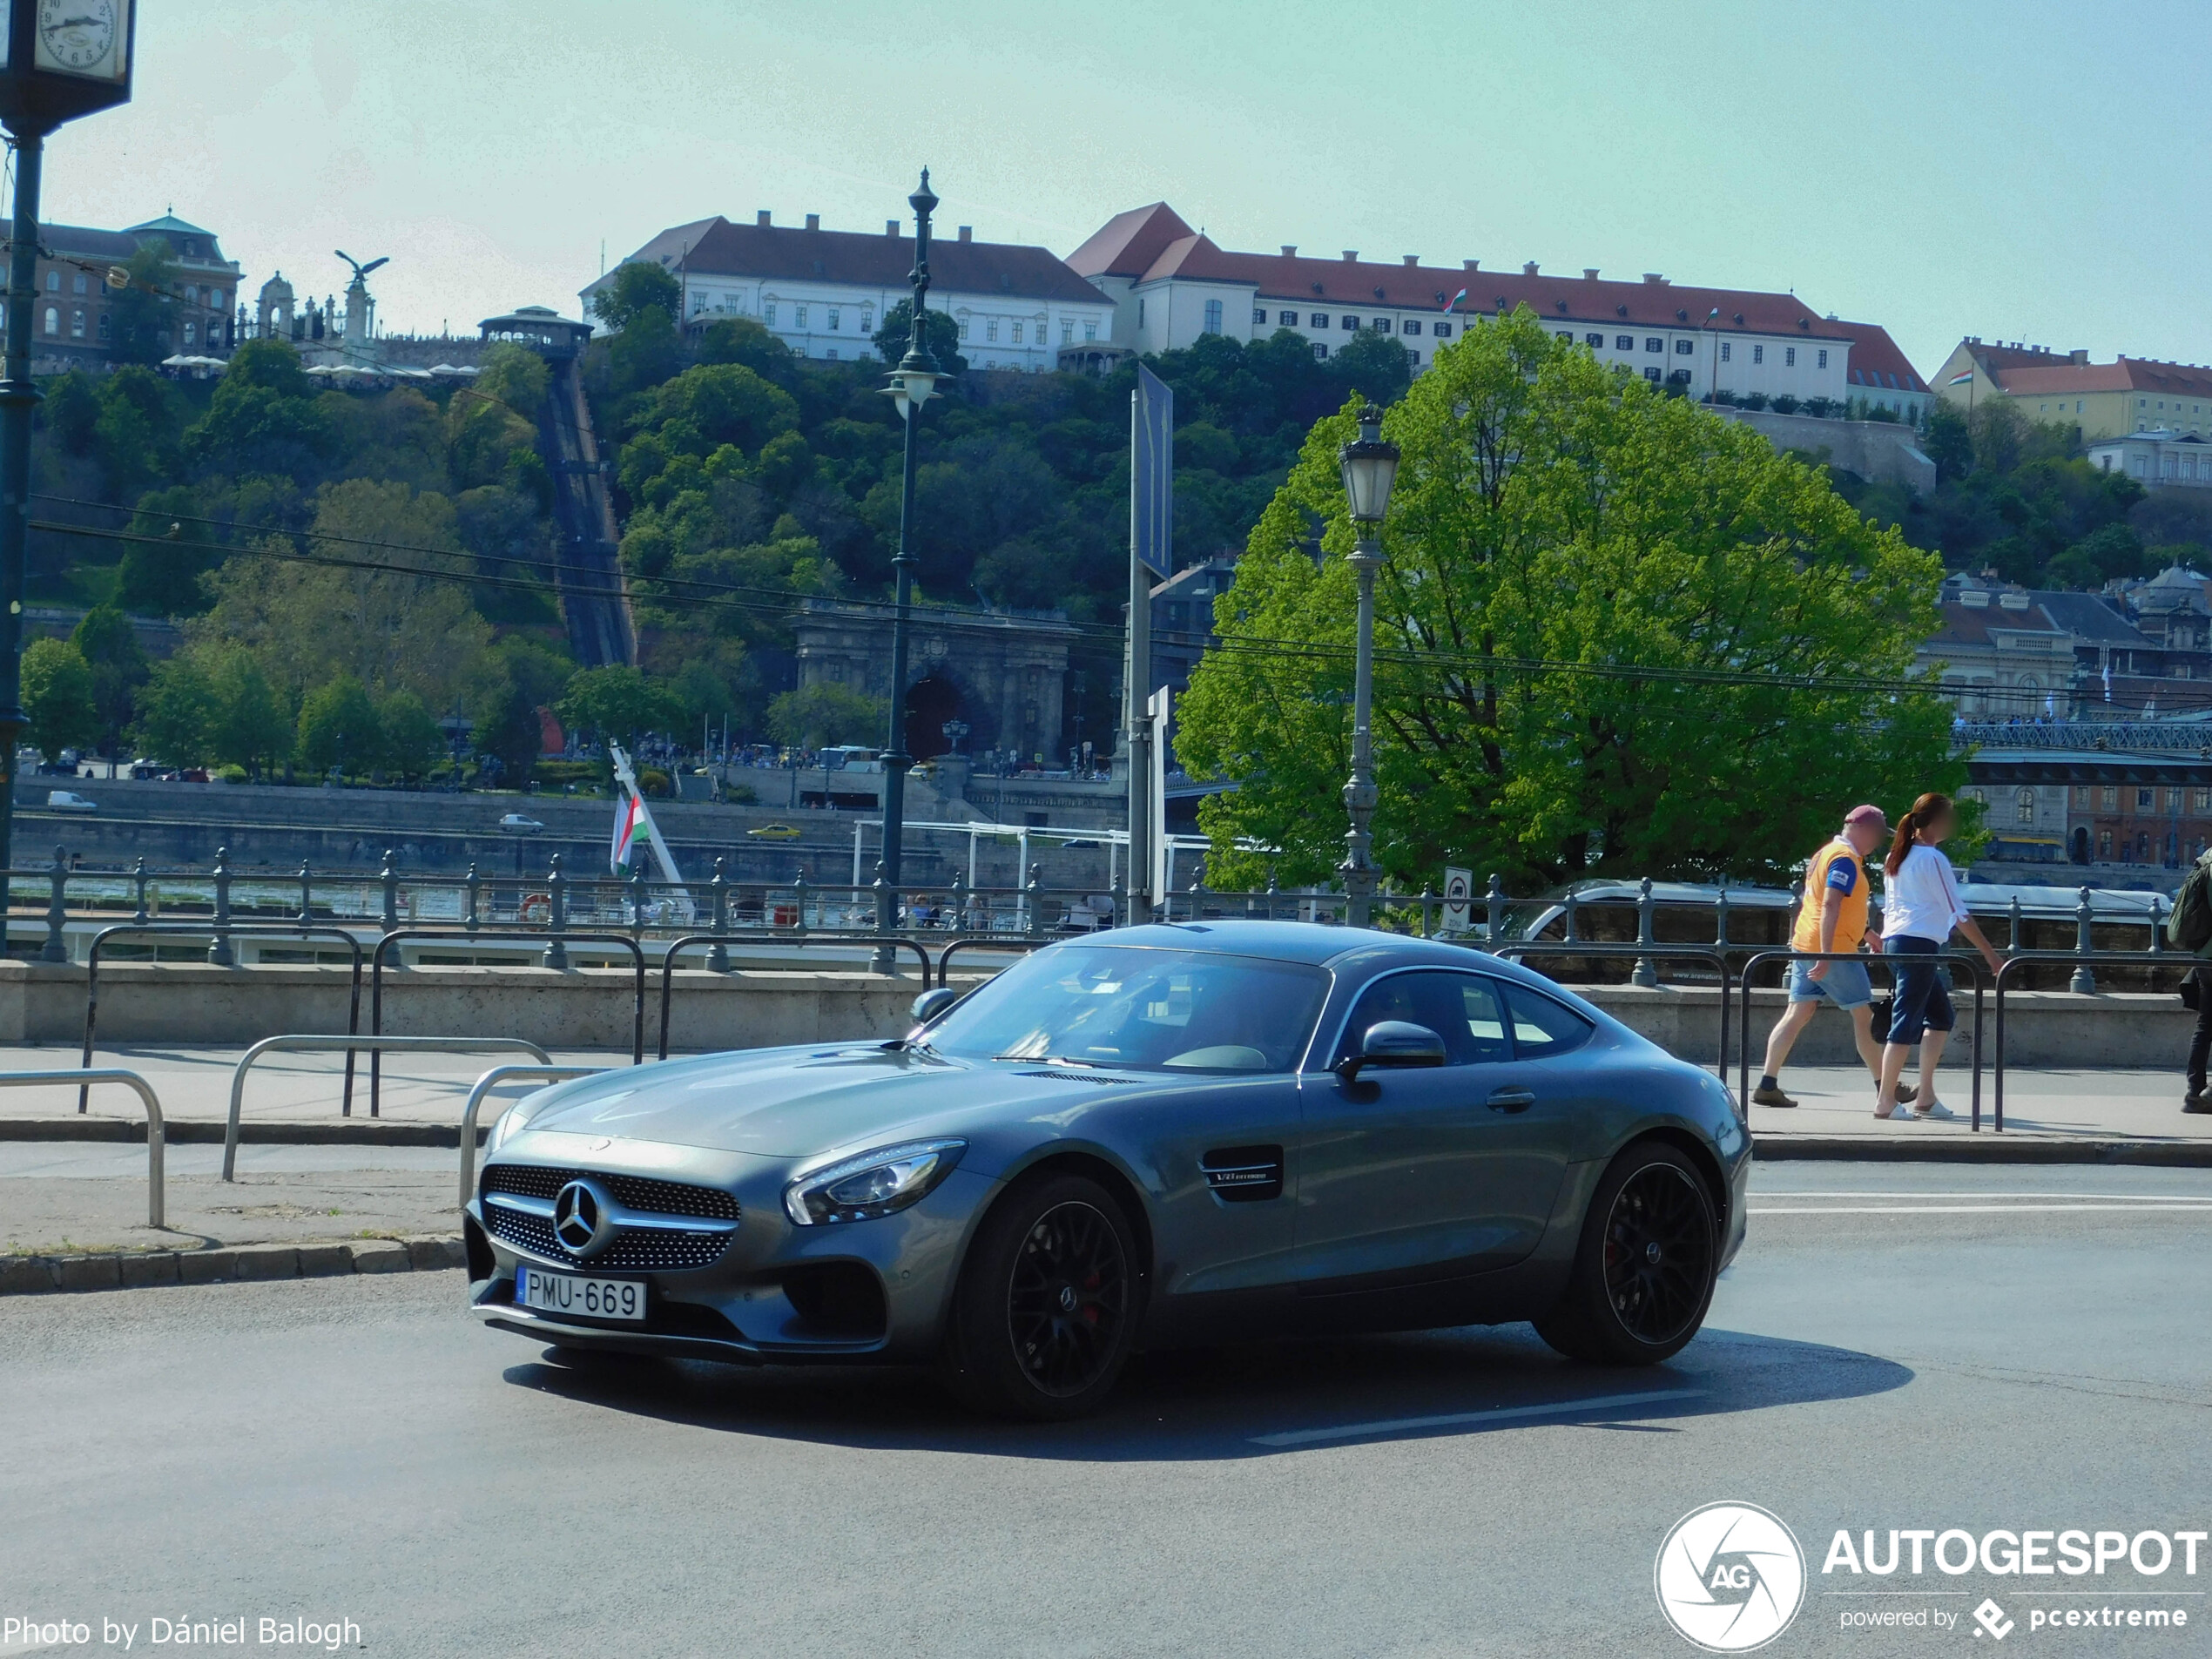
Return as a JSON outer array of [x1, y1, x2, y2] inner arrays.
[[479, 1163, 738, 1271], [481, 1164, 740, 1221]]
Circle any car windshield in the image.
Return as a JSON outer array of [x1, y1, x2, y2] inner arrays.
[[925, 945, 1330, 1073]]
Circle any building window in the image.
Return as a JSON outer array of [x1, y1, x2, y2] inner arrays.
[[97, 313, 109, 339], [1644, 336, 1662, 353], [827, 307, 840, 331], [1556, 332, 1572, 342], [1083, 321, 1096, 341], [70, 308, 84, 339], [985, 319, 999, 341], [1310, 313, 1327, 328], [762, 301, 777, 327], [71, 273, 85, 294], [958, 320, 969, 340], [1673, 339, 1691, 354], [41, 306, 56, 336], [1010, 320, 1023, 343], [1278, 310, 1297, 325], [1752, 344, 1764, 364], [1373, 318, 1392, 334], [1817, 348, 1828, 368], [1720, 341, 1732, 362], [1062, 320, 1074, 344], [1312, 343, 1329, 361], [1785, 346, 1797, 367], [826, 347, 838, 360], [2137, 787, 2155, 810], [44, 270, 57, 291], [1404, 320, 1422, 336], [1581, 331, 1601, 346], [795, 304, 809, 328], [1252, 308, 1267, 326], [1434, 322, 1451, 338], [1405, 348, 1419, 368], [2099, 829, 2113, 858], [1203, 299, 1222, 334], [2015, 788, 2036, 825], [1341, 315, 1358, 330], [2195, 788, 2211, 812], [1643, 366, 1661, 381]]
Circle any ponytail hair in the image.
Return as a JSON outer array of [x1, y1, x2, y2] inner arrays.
[[1885, 792, 1954, 876]]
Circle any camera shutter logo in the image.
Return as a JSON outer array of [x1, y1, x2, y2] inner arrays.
[[1654, 1501, 1806, 1652], [1973, 1599, 2014, 1642]]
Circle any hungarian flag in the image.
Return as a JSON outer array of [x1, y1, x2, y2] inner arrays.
[[610, 791, 645, 871], [1948, 369, 1975, 386], [1443, 287, 1467, 314]]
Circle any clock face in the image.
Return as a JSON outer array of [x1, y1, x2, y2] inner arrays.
[[35, 0, 126, 79]]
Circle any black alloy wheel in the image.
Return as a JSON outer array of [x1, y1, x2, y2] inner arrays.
[[1600, 1163, 1712, 1345], [1535, 1141, 1717, 1366], [1006, 1201, 1130, 1395], [944, 1173, 1142, 1420]]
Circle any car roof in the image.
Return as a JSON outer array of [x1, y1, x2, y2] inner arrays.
[[1077, 919, 1542, 978]]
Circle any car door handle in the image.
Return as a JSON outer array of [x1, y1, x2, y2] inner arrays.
[[1487, 1087, 1537, 1114]]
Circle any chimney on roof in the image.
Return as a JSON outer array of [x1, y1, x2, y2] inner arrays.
[[1280, 246, 1296, 257], [887, 219, 899, 236], [1522, 261, 1539, 276], [805, 213, 819, 232], [1342, 250, 1358, 261], [957, 226, 972, 243], [2070, 349, 2088, 364], [1583, 267, 1599, 280], [1402, 255, 1418, 266], [757, 211, 771, 227], [1463, 260, 1479, 272], [1642, 273, 1667, 285]]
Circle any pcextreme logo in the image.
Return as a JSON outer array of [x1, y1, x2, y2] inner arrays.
[[1656, 1501, 1809, 1653]]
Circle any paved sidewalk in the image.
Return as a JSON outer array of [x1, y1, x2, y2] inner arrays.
[[1743, 1063, 2211, 1143]]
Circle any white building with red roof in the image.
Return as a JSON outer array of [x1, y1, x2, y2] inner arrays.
[[1067, 201, 1894, 407], [1932, 339, 2212, 442]]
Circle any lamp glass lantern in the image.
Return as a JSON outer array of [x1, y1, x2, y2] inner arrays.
[[1339, 406, 1399, 526]]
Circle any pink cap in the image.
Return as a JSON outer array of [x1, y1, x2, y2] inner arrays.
[[1844, 803, 1887, 827]]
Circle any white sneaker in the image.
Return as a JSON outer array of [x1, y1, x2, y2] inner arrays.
[[1912, 1099, 1957, 1120]]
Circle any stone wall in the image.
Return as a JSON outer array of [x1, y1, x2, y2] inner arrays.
[[1718, 408, 1936, 495]]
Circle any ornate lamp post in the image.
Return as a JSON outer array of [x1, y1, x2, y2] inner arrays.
[[873, 169, 943, 968], [1336, 403, 1399, 928]]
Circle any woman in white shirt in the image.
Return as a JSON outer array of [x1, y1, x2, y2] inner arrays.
[[1877, 792, 2002, 1120]]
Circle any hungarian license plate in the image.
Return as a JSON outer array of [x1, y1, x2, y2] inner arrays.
[[516, 1266, 646, 1322]]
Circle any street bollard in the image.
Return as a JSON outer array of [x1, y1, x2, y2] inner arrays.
[[1715, 883, 1731, 951], [42, 845, 67, 963], [2149, 894, 2166, 955], [206, 846, 234, 968], [1110, 875, 1128, 934], [872, 860, 893, 944], [1265, 871, 1280, 921], [379, 849, 400, 937], [630, 864, 648, 939], [1563, 888, 1580, 945], [2069, 886, 2096, 995], [2008, 895, 2023, 955], [792, 874, 810, 936], [1418, 884, 1433, 938], [543, 853, 569, 970], [1632, 876, 1659, 988], [705, 858, 730, 972], [131, 856, 148, 926], [464, 863, 481, 935], [1026, 864, 1045, 940], [297, 860, 314, 927], [1485, 873, 1505, 947]]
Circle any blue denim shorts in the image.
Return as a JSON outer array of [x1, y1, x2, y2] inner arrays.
[[1787, 956, 1873, 1010], [1885, 934, 1956, 1041]]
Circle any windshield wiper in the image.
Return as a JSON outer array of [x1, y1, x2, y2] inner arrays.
[[991, 1052, 1102, 1068]]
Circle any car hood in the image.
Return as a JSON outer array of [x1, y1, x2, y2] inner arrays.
[[508, 1044, 1148, 1162]]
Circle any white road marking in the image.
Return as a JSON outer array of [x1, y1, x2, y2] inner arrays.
[[1755, 1190, 2212, 1201], [1249, 1387, 1707, 1447], [1752, 1203, 2212, 1215]]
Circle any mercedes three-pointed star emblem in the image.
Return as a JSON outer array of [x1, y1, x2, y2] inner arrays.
[[552, 1177, 615, 1258]]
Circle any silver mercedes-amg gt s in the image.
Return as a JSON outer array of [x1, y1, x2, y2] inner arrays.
[[468, 921, 1750, 1419]]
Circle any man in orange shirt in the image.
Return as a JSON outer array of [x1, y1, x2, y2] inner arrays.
[[1753, 804, 1914, 1109]]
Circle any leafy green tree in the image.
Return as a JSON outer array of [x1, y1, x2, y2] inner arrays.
[[871, 300, 967, 374], [108, 243, 181, 366], [556, 665, 683, 753], [42, 371, 100, 455], [2045, 523, 2148, 589], [1175, 308, 1959, 890], [590, 262, 682, 333], [375, 689, 444, 781], [129, 654, 215, 765], [183, 339, 334, 477], [294, 677, 381, 777], [21, 637, 98, 761], [70, 604, 147, 753], [695, 316, 793, 382], [1327, 328, 1413, 407], [764, 683, 886, 749], [469, 634, 577, 783], [92, 366, 178, 499], [203, 649, 291, 778]]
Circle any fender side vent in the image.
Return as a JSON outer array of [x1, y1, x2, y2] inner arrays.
[[1015, 1069, 1134, 1085], [1201, 1144, 1284, 1203]]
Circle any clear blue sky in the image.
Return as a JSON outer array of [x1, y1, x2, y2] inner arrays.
[[40, 0, 2210, 377]]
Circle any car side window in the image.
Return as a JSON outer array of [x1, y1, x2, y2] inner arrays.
[[1502, 981, 1595, 1059], [1335, 971, 1511, 1066]]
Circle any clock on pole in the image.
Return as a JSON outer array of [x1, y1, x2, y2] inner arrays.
[[0, 0, 137, 929]]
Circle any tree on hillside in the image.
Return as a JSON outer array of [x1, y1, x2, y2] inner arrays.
[[764, 683, 886, 750], [183, 339, 335, 478], [131, 653, 214, 767], [71, 604, 147, 754], [590, 262, 682, 333], [202, 648, 291, 778], [870, 300, 966, 374], [1329, 328, 1413, 408], [22, 638, 98, 761], [375, 689, 444, 782], [108, 243, 180, 367], [294, 677, 381, 777], [556, 664, 683, 755], [1175, 308, 1959, 890]]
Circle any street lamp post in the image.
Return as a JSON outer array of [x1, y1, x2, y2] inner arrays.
[[1337, 404, 1399, 929], [874, 169, 944, 969]]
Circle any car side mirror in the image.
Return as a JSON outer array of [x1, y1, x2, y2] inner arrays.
[[910, 987, 960, 1026], [1336, 1020, 1447, 1082]]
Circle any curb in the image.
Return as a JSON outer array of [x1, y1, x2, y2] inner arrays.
[[1755, 1135, 2212, 1167], [0, 1234, 466, 1296], [0, 1118, 480, 1146]]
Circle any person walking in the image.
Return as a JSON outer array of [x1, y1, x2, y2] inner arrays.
[[1874, 792, 2003, 1121], [1753, 805, 1910, 1109], [2172, 843, 2212, 1113]]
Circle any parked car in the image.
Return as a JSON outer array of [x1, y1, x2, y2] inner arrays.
[[499, 813, 546, 834], [44, 790, 96, 813], [746, 822, 801, 840], [469, 921, 1748, 1420]]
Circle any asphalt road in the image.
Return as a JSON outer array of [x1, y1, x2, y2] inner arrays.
[[3, 1164, 2209, 1659]]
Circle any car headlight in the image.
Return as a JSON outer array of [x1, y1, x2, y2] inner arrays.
[[784, 1139, 966, 1226]]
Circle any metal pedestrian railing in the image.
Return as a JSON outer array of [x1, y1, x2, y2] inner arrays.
[[651, 932, 932, 1060], [1991, 952, 2200, 1133], [1493, 942, 1735, 1083], [456, 1064, 610, 1206], [0, 1068, 165, 1225], [221, 1035, 554, 1181]]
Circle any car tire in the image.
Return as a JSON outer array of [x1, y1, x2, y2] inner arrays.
[[942, 1173, 1141, 1421], [1534, 1141, 1718, 1366]]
